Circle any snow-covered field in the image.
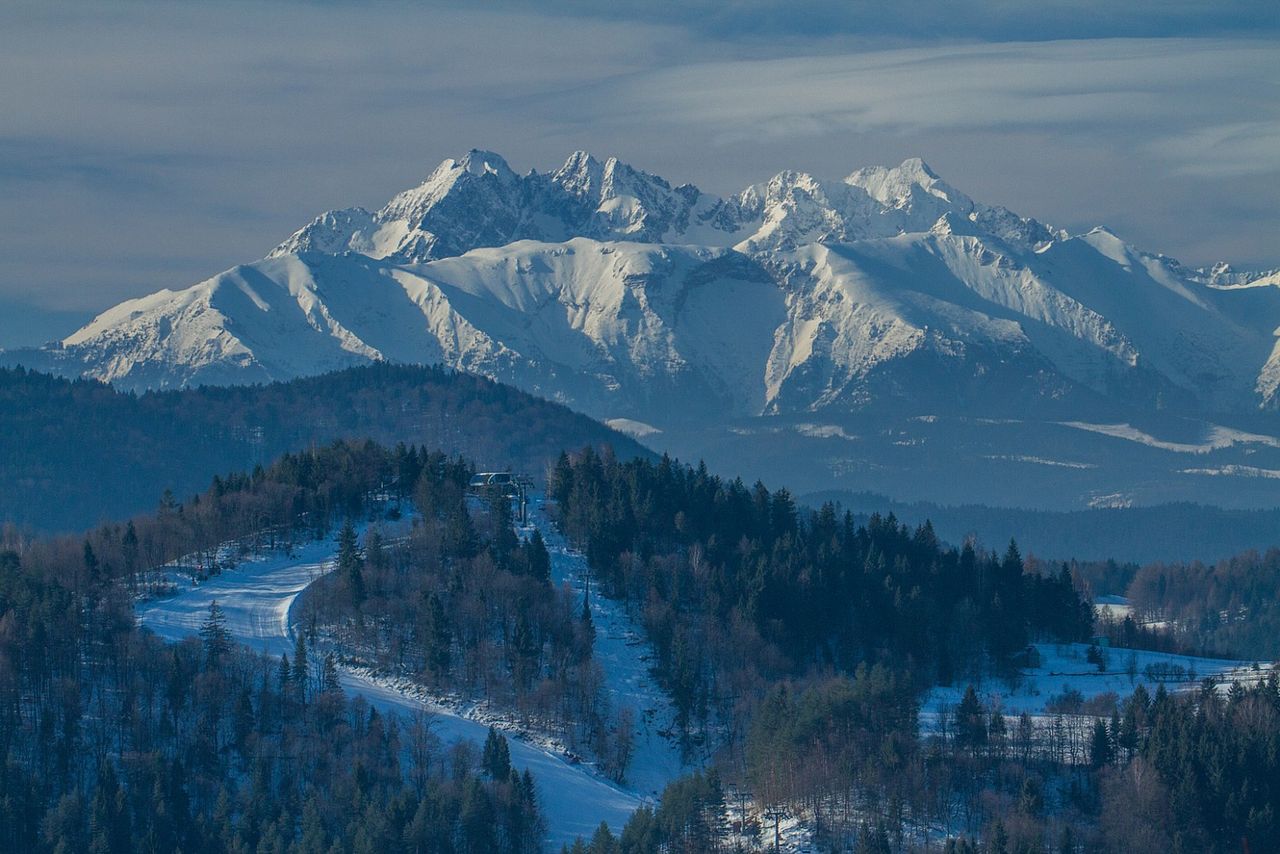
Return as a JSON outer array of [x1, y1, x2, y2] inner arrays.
[[136, 524, 645, 849], [924, 641, 1267, 723]]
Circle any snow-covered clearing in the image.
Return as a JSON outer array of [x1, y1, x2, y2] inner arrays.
[[531, 495, 690, 800], [924, 641, 1268, 724], [605, 418, 663, 439], [136, 524, 644, 849], [1093, 594, 1133, 620]]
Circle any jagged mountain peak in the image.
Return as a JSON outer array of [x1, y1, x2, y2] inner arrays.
[[844, 156, 965, 208], [456, 148, 515, 176], [35, 148, 1279, 426]]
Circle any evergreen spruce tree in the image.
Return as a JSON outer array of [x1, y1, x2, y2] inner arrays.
[[482, 727, 512, 780], [293, 632, 309, 700], [1090, 717, 1113, 768], [322, 653, 341, 695], [526, 528, 551, 584], [511, 613, 538, 692], [338, 519, 366, 607], [421, 591, 452, 679], [199, 600, 232, 666], [956, 686, 987, 753], [122, 520, 139, 578], [581, 585, 594, 637]]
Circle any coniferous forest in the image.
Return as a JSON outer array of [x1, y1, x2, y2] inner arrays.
[[548, 448, 1280, 853], [1, 420, 1279, 850]]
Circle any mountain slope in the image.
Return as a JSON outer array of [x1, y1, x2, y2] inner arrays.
[[6, 150, 1279, 511], [13, 149, 1275, 420], [0, 363, 652, 533]]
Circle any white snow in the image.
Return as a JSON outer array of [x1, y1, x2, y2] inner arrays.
[[1094, 595, 1134, 620], [925, 642, 1264, 722], [42, 149, 1280, 420], [1061, 421, 1280, 454], [794, 423, 858, 440], [605, 418, 663, 438], [983, 454, 1097, 470], [1180, 464, 1280, 479], [532, 497, 690, 799]]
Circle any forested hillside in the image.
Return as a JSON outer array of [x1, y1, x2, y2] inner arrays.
[[1123, 548, 1280, 660], [301, 460, 634, 782], [550, 449, 1093, 742], [0, 363, 650, 533], [0, 440, 546, 852], [550, 448, 1280, 853]]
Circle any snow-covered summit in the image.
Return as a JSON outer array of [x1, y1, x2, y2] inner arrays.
[[11, 149, 1278, 423], [270, 150, 1060, 264]]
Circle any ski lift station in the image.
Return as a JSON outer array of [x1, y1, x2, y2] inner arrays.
[[468, 471, 512, 488], [468, 471, 532, 524]]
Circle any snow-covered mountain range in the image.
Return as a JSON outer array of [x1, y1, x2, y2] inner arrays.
[[14, 149, 1279, 430]]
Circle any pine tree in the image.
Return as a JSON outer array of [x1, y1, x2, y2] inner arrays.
[[482, 727, 512, 780], [1090, 717, 1113, 768], [199, 600, 232, 666], [338, 519, 366, 607], [122, 520, 139, 578], [322, 653, 341, 695], [460, 776, 497, 854], [364, 526, 388, 573], [581, 585, 594, 637], [511, 613, 538, 691], [526, 528, 551, 584], [421, 591, 451, 679], [89, 762, 130, 854], [488, 490, 520, 571], [293, 632, 309, 700], [956, 686, 987, 753]]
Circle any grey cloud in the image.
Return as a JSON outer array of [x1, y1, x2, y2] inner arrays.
[[0, 1, 1276, 348], [429, 0, 1280, 42]]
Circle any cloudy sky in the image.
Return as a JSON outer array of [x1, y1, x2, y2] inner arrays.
[[1, 0, 1277, 347]]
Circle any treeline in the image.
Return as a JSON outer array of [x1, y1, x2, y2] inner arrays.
[[0, 439, 546, 852], [0, 362, 650, 533], [807, 490, 1280, 565], [1124, 547, 1280, 659], [16, 439, 412, 596], [549, 449, 1093, 742]]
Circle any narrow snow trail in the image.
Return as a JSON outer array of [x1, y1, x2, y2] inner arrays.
[[531, 496, 689, 799], [136, 530, 643, 849]]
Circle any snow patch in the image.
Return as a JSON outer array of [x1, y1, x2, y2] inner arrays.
[[605, 418, 663, 438], [1061, 421, 1280, 454]]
